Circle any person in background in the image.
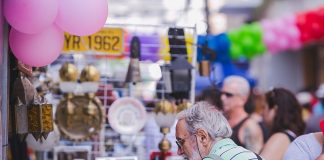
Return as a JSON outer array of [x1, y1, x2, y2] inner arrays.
[[175, 101, 264, 160], [195, 86, 223, 110], [312, 84, 324, 116], [260, 88, 305, 160], [221, 75, 263, 153], [305, 84, 324, 133], [244, 91, 270, 143], [305, 113, 324, 134], [283, 132, 323, 160], [296, 91, 313, 122]]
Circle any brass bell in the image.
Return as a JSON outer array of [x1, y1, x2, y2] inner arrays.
[[59, 63, 78, 81], [80, 65, 100, 82]]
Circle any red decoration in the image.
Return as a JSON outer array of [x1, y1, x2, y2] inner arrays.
[[320, 120, 324, 135]]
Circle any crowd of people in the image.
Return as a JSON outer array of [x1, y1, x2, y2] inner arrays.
[[176, 75, 324, 160]]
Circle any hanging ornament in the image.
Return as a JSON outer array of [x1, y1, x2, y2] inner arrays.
[[55, 93, 103, 141], [27, 95, 54, 141]]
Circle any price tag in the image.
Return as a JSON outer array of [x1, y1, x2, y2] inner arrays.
[[62, 28, 124, 55]]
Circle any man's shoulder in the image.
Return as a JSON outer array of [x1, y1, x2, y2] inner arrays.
[[210, 139, 262, 160]]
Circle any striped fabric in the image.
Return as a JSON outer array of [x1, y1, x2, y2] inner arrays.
[[203, 138, 263, 160]]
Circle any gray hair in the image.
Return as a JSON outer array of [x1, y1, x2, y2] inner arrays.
[[177, 101, 232, 139], [223, 75, 250, 97]]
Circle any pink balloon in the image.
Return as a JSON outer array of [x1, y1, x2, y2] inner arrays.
[[291, 40, 301, 50], [261, 20, 273, 30], [4, 0, 58, 34], [263, 30, 276, 46], [273, 19, 286, 33], [9, 26, 64, 67], [282, 14, 296, 25], [55, 0, 108, 36], [277, 38, 289, 50], [286, 26, 300, 40]]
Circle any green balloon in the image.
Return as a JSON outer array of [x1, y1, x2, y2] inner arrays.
[[255, 44, 266, 55], [230, 44, 243, 60], [242, 36, 254, 51], [249, 23, 262, 42], [228, 30, 240, 42]]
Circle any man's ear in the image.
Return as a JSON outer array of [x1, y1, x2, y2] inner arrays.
[[196, 129, 210, 145]]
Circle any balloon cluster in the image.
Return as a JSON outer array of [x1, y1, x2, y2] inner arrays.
[[228, 23, 266, 60], [4, 0, 108, 67], [261, 15, 301, 54], [197, 33, 231, 63], [296, 7, 324, 43], [197, 6, 324, 62]]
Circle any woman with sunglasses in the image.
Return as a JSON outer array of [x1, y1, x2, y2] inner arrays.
[[260, 88, 305, 160]]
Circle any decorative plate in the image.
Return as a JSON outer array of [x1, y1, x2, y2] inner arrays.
[[108, 97, 147, 135]]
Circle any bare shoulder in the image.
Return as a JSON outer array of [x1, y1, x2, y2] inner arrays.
[[268, 133, 291, 143], [261, 133, 291, 159]]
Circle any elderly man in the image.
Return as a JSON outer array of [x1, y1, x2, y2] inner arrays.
[[175, 101, 263, 160], [221, 76, 263, 153]]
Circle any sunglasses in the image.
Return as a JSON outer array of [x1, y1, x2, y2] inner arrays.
[[221, 91, 235, 98]]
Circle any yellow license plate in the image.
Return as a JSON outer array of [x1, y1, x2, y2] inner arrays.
[[62, 28, 124, 55]]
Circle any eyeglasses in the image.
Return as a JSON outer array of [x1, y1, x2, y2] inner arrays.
[[175, 138, 185, 150], [221, 91, 235, 98]]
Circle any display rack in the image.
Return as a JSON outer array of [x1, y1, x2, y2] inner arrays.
[[37, 23, 197, 160]]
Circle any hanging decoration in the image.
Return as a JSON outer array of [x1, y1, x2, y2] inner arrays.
[[13, 61, 54, 141], [197, 6, 324, 62]]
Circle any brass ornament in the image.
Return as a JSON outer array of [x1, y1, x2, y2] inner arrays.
[[80, 65, 100, 82], [177, 101, 192, 113], [158, 138, 171, 153], [55, 94, 103, 141], [154, 100, 176, 114], [199, 60, 210, 76], [27, 101, 54, 141], [59, 63, 78, 81]]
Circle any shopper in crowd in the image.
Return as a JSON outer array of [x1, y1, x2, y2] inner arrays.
[[260, 88, 305, 160], [195, 86, 223, 110], [283, 132, 323, 160], [296, 91, 313, 122], [305, 84, 324, 133], [221, 75, 263, 153], [175, 101, 264, 160], [305, 114, 324, 133], [244, 91, 269, 143], [312, 84, 324, 116]]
